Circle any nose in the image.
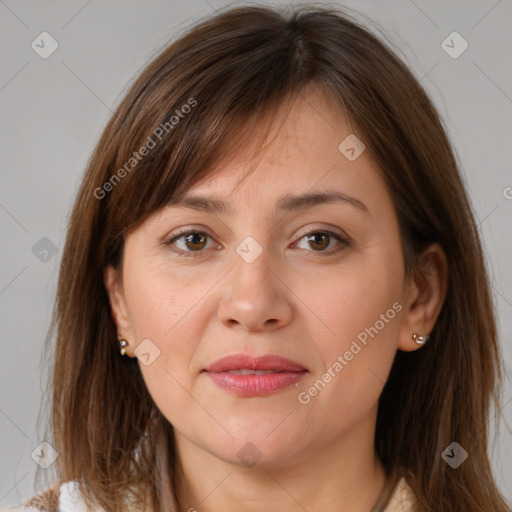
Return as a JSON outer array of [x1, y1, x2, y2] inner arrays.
[[217, 243, 294, 332]]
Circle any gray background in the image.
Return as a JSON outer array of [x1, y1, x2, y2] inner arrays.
[[1, 0, 511, 506]]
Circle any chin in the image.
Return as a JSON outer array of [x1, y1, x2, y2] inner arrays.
[[202, 428, 309, 469]]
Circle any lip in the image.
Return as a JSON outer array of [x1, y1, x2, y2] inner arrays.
[[203, 354, 308, 397], [204, 354, 307, 373]]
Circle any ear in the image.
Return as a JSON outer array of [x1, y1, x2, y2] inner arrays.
[[104, 264, 135, 357], [397, 243, 448, 352]]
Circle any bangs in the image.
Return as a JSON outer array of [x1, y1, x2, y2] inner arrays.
[[94, 11, 328, 266]]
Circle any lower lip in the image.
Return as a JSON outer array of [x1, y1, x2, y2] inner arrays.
[[205, 371, 307, 396]]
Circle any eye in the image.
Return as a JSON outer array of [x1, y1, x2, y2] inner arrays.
[[165, 230, 219, 258], [294, 229, 350, 256], [165, 228, 350, 258]]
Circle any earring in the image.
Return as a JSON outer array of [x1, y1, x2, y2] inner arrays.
[[119, 340, 128, 356], [412, 333, 430, 345]]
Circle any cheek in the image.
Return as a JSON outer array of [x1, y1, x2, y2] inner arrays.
[[123, 257, 204, 342], [121, 262, 208, 413], [306, 254, 402, 349], [300, 253, 403, 412], [124, 272, 179, 341]]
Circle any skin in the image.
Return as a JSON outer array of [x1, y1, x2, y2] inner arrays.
[[105, 85, 448, 512]]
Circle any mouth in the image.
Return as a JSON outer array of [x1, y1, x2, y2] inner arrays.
[[221, 369, 290, 375], [203, 354, 308, 396]]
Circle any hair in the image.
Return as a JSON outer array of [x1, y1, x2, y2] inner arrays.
[[28, 3, 509, 512]]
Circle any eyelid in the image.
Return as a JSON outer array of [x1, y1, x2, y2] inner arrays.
[[294, 223, 349, 241]]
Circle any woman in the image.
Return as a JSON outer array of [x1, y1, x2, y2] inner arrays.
[[3, 4, 509, 512]]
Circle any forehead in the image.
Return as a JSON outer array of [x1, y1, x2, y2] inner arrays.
[[167, 89, 381, 214], [178, 88, 373, 195]]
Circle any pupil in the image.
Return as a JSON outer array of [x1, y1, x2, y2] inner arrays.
[[186, 233, 205, 250], [310, 233, 328, 250]]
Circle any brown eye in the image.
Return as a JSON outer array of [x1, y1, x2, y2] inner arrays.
[[296, 230, 350, 256], [183, 232, 207, 251], [306, 232, 330, 251], [166, 230, 217, 258]]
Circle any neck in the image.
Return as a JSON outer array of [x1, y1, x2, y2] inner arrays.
[[173, 409, 387, 512]]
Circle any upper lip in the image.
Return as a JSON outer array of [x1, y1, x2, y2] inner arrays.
[[203, 354, 307, 373]]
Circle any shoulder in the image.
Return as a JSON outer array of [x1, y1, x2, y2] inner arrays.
[[384, 477, 417, 512], [0, 481, 146, 512], [0, 480, 96, 512]]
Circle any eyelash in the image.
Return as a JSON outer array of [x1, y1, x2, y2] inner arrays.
[[164, 228, 350, 258]]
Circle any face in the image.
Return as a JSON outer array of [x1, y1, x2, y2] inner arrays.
[[105, 86, 417, 469]]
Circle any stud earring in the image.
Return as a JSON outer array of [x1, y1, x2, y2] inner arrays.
[[119, 340, 128, 356], [412, 333, 430, 345]]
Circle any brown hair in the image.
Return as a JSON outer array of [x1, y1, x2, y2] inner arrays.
[[31, 3, 509, 512]]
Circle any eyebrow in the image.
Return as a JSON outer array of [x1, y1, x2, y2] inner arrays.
[[167, 191, 369, 215]]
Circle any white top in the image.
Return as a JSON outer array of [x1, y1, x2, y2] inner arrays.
[[1, 477, 416, 511], [0, 482, 89, 512]]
